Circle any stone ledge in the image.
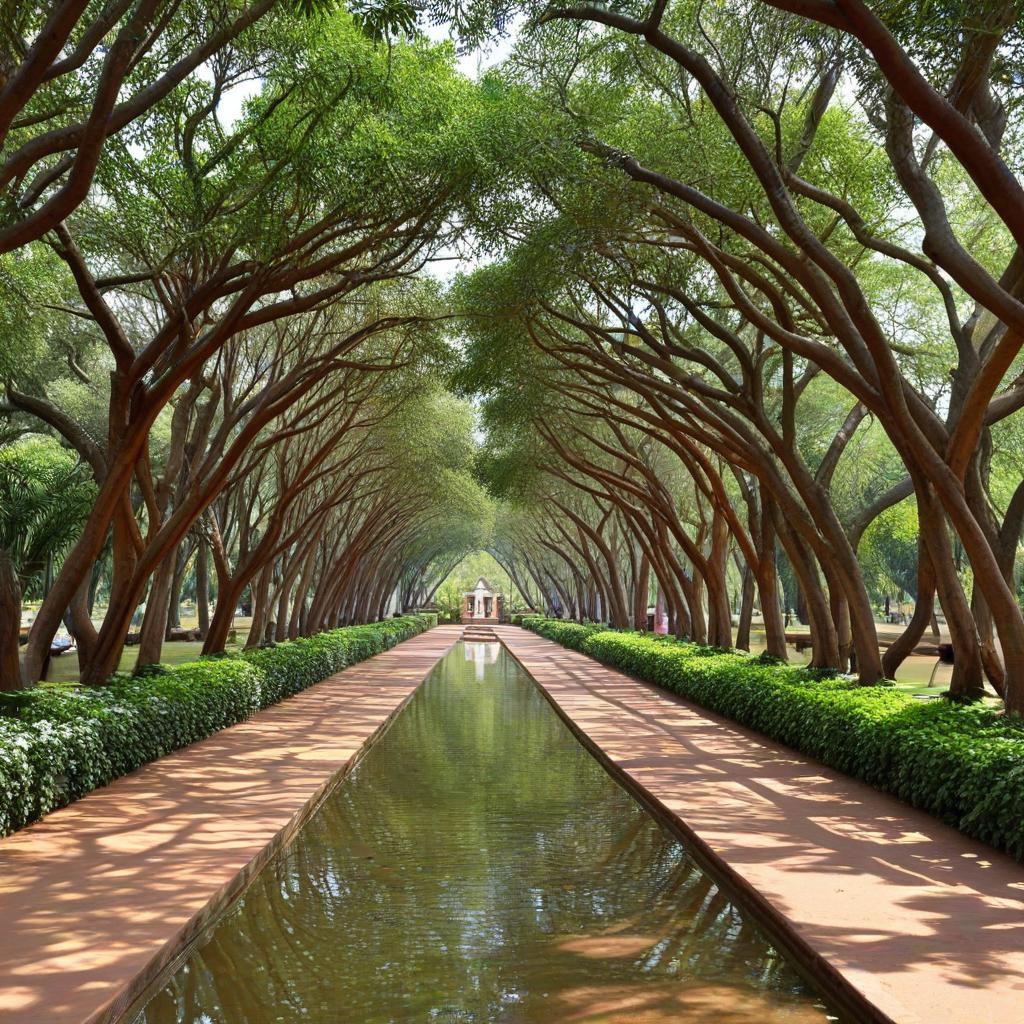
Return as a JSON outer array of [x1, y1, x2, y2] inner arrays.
[[496, 625, 1024, 1024], [0, 626, 462, 1024]]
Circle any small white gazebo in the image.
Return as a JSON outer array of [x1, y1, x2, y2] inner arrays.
[[462, 576, 501, 623]]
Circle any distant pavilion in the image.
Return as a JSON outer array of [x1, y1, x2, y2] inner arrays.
[[462, 576, 502, 624]]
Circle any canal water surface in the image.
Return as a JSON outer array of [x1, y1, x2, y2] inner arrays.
[[133, 642, 836, 1023]]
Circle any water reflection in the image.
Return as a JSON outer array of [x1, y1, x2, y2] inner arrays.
[[134, 642, 835, 1023]]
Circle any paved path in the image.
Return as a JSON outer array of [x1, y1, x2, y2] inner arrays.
[[0, 625, 462, 1024], [496, 626, 1024, 1024]]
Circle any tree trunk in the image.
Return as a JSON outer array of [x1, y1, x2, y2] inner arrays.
[[917, 489, 987, 700], [135, 555, 176, 671], [735, 558, 754, 651], [164, 545, 189, 639], [68, 574, 98, 677], [882, 542, 936, 679], [634, 553, 650, 630], [0, 547, 23, 690], [775, 515, 839, 668], [290, 544, 319, 638], [245, 565, 273, 649], [706, 509, 733, 647], [970, 587, 1007, 697], [823, 566, 853, 672], [755, 510, 787, 660], [205, 578, 243, 654], [275, 574, 291, 642], [79, 583, 139, 684], [20, 462, 128, 682], [196, 541, 210, 638]]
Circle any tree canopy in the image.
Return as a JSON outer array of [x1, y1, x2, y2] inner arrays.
[[3, 0, 1024, 718]]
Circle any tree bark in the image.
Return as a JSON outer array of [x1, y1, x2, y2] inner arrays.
[[68, 573, 98, 677], [0, 547, 23, 690], [735, 557, 754, 651], [135, 551, 176, 670], [195, 541, 210, 638], [917, 489, 987, 700], [882, 541, 936, 679], [634, 552, 650, 630]]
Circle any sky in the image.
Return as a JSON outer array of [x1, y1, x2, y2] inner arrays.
[[423, 19, 519, 79]]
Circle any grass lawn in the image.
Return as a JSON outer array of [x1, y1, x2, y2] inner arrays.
[[19, 605, 254, 685], [43, 637, 251, 685]]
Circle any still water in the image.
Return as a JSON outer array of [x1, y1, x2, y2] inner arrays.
[[133, 642, 835, 1023]]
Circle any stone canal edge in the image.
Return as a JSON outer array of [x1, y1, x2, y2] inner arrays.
[[0, 625, 464, 1024], [2, 623, 1022, 1024], [494, 625, 1024, 1024]]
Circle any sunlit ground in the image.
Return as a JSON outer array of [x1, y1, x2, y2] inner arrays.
[[20, 607, 252, 685], [744, 631, 955, 693]]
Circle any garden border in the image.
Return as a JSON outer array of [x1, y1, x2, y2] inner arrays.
[[497, 624, 1024, 1024]]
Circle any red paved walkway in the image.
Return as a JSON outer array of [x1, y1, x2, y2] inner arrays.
[[0, 626, 462, 1024], [496, 626, 1024, 1024]]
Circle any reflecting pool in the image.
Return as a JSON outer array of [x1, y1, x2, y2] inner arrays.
[[133, 642, 836, 1023]]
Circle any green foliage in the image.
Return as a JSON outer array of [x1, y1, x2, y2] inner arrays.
[[521, 617, 1024, 859], [0, 436, 96, 594], [0, 614, 436, 836], [348, 0, 419, 41], [0, 247, 68, 380], [520, 616, 607, 650], [860, 499, 921, 601]]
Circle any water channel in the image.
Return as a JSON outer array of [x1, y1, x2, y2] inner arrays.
[[133, 642, 837, 1023]]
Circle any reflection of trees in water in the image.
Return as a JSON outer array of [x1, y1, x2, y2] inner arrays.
[[137, 649, 829, 1023]]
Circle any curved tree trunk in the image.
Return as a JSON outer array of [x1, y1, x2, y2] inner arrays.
[[195, 541, 210, 638], [882, 541, 936, 679], [634, 553, 650, 630], [735, 559, 754, 651], [774, 513, 839, 668], [754, 511, 788, 660], [706, 508, 733, 647], [164, 544, 189, 639], [136, 554, 176, 670], [917, 488, 987, 700], [69, 573, 99, 678]]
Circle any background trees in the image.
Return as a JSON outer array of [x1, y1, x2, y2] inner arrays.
[[0, 436, 94, 681], [0, 0, 423, 251], [3, 0, 1024, 718], [1, 7, 504, 687], [440, 0, 1024, 711]]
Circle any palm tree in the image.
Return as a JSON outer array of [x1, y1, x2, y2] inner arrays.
[[0, 437, 94, 688]]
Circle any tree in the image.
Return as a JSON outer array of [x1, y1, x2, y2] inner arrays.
[[0, 435, 94, 687], [0, 0, 423, 252], [6, 10, 487, 682], [435, 0, 1024, 709]]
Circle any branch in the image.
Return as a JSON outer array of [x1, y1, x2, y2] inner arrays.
[[4, 383, 106, 479]]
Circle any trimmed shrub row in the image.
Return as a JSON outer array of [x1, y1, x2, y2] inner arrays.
[[0, 614, 437, 835], [520, 616, 1024, 859]]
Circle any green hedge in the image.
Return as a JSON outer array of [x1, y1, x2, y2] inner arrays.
[[0, 614, 436, 835], [520, 616, 1024, 859]]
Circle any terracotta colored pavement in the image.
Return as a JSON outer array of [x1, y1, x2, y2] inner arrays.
[[496, 626, 1024, 1024], [0, 625, 462, 1024]]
